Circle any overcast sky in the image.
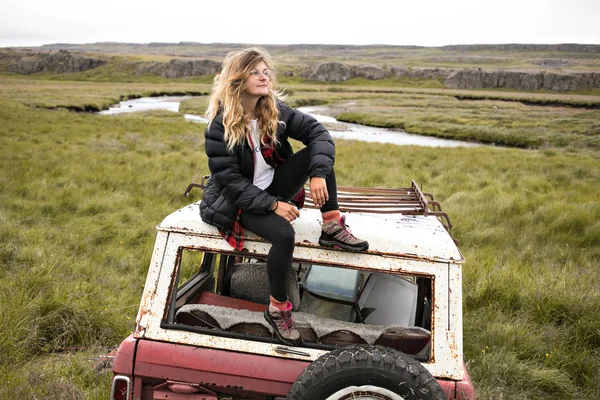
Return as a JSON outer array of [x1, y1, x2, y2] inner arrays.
[[1, 0, 599, 48]]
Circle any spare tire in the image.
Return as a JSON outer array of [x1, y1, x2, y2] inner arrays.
[[288, 345, 446, 400]]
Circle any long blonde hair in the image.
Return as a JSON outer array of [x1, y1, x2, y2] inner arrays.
[[206, 47, 282, 151]]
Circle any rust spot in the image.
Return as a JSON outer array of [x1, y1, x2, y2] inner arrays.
[[429, 276, 437, 363]]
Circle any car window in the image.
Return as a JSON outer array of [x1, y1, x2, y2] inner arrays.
[[177, 249, 206, 289], [165, 249, 433, 360]]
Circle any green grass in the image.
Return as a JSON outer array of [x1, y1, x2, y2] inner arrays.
[[0, 351, 114, 399], [278, 76, 447, 89], [328, 94, 600, 150], [0, 94, 207, 396], [333, 143, 600, 399], [179, 96, 209, 115], [0, 77, 211, 111], [280, 87, 600, 150], [1, 76, 599, 399]]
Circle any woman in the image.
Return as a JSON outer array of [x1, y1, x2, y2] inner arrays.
[[200, 47, 368, 346]]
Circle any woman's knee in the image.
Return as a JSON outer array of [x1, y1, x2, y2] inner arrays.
[[272, 223, 295, 246]]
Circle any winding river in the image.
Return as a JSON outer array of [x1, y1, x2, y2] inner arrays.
[[98, 96, 479, 148]]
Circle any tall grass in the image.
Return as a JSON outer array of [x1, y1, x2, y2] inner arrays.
[[334, 143, 600, 399], [279, 86, 600, 150], [0, 97, 207, 396], [1, 77, 599, 398], [0, 77, 211, 111], [331, 94, 600, 150]]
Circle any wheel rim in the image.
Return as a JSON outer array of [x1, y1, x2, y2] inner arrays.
[[325, 385, 406, 400]]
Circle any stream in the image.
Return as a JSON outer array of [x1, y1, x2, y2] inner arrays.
[[97, 96, 480, 148]]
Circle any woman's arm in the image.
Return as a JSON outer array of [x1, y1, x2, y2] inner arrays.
[[278, 101, 335, 179]]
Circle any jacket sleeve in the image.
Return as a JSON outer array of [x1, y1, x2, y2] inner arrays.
[[205, 117, 277, 214], [278, 101, 335, 179]]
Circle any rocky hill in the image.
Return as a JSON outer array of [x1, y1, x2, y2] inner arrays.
[[4, 50, 105, 74], [299, 62, 600, 92], [442, 68, 600, 92], [442, 43, 600, 53], [136, 59, 221, 78], [2, 43, 600, 92]]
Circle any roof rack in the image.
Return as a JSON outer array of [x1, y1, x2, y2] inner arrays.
[[305, 180, 455, 241], [184, 178, 455, 242]]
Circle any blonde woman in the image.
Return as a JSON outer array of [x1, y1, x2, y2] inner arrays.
[[200, 47, 368, 345]]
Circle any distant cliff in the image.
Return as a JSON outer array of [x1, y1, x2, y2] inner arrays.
[[441, 44, 600, 53], [442, 69, 600, 92], [1, 50, 221, 78], [300, 62, 386, 82], [3, 47, 599, 92], [6, 50, 105, 74], [303, 62, 600, 92], [136, 59, 221, 78]]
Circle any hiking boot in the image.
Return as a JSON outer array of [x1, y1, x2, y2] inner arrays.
[[319, 215, 369, 252], [264, 303, 302, 346]]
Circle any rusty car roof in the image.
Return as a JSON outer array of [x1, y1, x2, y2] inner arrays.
[[157, 203, 463, 264]]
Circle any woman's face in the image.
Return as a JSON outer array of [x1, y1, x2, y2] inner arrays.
[[243, 61, 271, 98]]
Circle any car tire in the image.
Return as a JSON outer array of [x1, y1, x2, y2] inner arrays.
[[288, 345, 446, 400]]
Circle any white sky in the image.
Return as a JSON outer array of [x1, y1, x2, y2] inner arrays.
[[1, 0, 599, 48]]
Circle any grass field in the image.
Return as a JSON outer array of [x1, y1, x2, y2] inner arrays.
[[0, 71, 599, 399]]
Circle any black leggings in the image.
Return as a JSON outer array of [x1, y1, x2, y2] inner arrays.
[[239, 148, 338, 301]]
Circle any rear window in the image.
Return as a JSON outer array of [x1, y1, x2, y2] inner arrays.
[[164, 249, 433, 360]]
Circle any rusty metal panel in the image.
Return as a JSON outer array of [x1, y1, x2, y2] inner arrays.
[[448, 263, 465, 380], [456, 361, 477, 399], [138, 198, 469, 381], [135, 229, 465, 380], [112, 334, 137, 376], [158, 204, 463, 264], [436, 379, 457, 400], [136, 231, 169, 336], [135, 340, 310, 397], [152, 391, 216, 400], [427, 262, 458, 380]]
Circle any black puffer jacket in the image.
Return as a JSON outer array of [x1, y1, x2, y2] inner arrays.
[[200, 100, 335, 231]]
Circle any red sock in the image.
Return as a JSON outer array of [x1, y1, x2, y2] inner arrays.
[[270, 296, 291, 310], [322, 210, 341, 223]]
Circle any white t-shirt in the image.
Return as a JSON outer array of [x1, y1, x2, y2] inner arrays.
[[249, 119, 274, 190]]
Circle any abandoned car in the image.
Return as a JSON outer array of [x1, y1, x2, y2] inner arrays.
[[110, 181, 476, 400]]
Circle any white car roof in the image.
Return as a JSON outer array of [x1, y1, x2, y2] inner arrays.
[[157, 203, 463, 264]]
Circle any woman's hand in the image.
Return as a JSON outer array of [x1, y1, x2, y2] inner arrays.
[[310, 177, 329, 208], [273, 201, 300, 222]]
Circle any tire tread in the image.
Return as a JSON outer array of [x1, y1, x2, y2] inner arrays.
[[288, 345, 446, 400]]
